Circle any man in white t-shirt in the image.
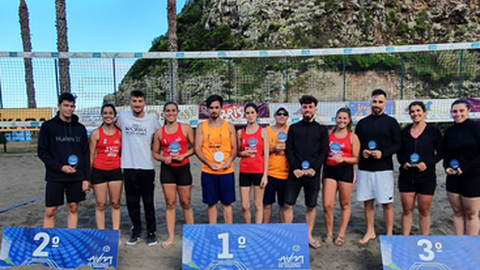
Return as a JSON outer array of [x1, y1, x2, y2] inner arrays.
[[116, 90, 161, 246]]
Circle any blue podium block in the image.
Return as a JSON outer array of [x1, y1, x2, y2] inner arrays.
[[380, 235, 480, 269], [0, 227, 119, 270], [182, 223, 309, 270]]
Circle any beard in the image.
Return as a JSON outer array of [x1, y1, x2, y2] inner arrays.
[[371, 107, 383, 116], [303, 114, 313, 122]]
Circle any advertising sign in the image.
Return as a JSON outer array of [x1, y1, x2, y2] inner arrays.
[[0, 227, 119, 270], [380, 235, 480, 270], [183, 224, 309, 270]]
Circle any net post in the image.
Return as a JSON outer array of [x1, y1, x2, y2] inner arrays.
[[458, 49, 463, 97], [112, 58, 117, 105], [228, 58, 232, 102], [169, 58, 174, 101], [342, 54, 346, 101], [0, 69, 3, 109], [54, 59, 60, 97], [285, 56, 288, 102], [400, 52, 404, 99]]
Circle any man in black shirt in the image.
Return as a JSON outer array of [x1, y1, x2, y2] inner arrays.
[[355, 89, 401, 244], [284, 95, 329, 249]]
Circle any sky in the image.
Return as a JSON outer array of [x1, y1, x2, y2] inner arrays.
[[0, 0, 188, 110], [0, 0, 187, 52]]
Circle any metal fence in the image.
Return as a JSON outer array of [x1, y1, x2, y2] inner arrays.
[[1, 43, 479, 111]]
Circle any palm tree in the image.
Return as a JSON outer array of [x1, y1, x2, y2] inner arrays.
[[55, 0, 71, 93], [19, 0, 37, 108], [167, 0, 178, 102]]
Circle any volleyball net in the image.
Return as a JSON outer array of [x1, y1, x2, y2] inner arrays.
[[1, 42, 480, 137]]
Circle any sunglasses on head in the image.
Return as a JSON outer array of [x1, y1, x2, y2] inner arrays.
[[276, 112, 288, 116]]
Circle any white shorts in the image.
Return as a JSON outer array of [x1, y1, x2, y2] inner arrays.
[[356, 170, 394, 204]]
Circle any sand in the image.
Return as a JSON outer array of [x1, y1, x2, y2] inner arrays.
[[0, 153, 454, 270]]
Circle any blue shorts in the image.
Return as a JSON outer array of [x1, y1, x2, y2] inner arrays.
[[201, 172, 236, 205], [263, 176, 286, 206]]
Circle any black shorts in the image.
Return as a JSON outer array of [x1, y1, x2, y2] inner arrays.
[[284, 173, 320, 207], [446, 174, 480, 198], [398, 177, 436, 195], [91, 168, 123, 185], [239, 173, 262, 187], [263, 176, 286, 206], [160, 163, 192, 186], [45, 180, 86, 207], [323, 165, 355, 183]]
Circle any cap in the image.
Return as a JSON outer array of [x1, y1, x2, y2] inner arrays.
[[275, 105, 289, 114]]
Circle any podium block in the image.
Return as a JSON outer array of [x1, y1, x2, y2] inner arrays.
[[0, 227, 119, 270], [183, 223, 309, 270], [380, 235, 480, 269]]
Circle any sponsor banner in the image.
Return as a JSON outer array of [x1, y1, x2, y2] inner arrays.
[[467, 98, 480, 120], [380, 235, 480, 270], [395, 99, 456, 123], [199, 103, 269, 125], [0, 227, 119, 270], [177, 105, 199, 125], [0, 108, 52, 131], [77, 105, 201, 129], [183, 223, 309, 270], [349, 100, 394, 117], [77, 105, 164, 130], [269, 102, 346, 125]]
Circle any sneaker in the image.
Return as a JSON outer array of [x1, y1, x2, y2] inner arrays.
[[146, 233, 158, 246], [126, 233, 140, 246]]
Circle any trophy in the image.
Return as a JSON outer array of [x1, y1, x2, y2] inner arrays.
[[213, 151, 225, 164], [277, 131, 287, 143], [301, 160, 310, 169], [410, 153, 419, 167], [168, 141, 180, 157], [450, 159, 459, 174], [330, 142, 341, 154], [68, 155, 78, 169], [368, 140, 377, 150], [248, 138, 258, 157]]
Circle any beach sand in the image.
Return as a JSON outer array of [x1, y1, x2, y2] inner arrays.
[[0, 154, 453, 270]]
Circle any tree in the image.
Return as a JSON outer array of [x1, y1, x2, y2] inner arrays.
[[19, 0, 37, 108], [55, 0, 71, 93], [167, 0, 179, 102]]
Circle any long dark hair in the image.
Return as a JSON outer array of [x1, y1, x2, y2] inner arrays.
[[408, 101, 427, 112], [335, 107, 353, 132], [101, 103, 117, 126], [163, 101, 179, 125], [451, 99, 471, 110]]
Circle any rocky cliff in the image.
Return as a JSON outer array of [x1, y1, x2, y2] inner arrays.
[[112, 0, 480, 105], [205, 0, 479, 48]]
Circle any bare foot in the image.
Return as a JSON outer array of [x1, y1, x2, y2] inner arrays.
[[358, 234, 376, 245]]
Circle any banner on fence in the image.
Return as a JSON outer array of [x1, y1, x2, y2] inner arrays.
[[394, 99, 455, 123], [0, 108, 52, 131], [199, 103, 269, 125]]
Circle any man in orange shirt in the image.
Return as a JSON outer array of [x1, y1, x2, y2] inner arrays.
[[195, 95, 237, 224], [263, 105, 290, 223]]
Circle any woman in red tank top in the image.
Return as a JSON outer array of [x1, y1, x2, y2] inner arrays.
[[88, 104, 123, 232], [152, 101, 195, 249], [322, 107, 360, 246], [237, 103, 269, 224]]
